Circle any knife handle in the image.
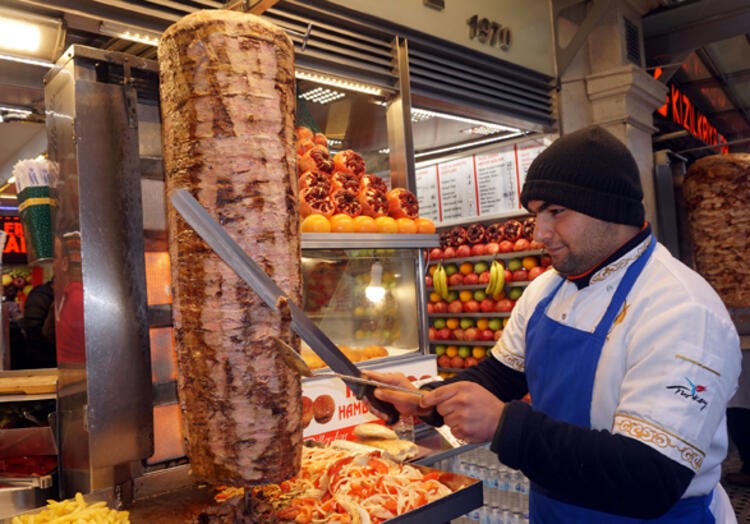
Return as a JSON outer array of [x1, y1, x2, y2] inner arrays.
[[364, 386, 400, 426]]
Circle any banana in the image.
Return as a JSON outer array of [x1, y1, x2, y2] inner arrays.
[[435, 264, 449, 300], [486, 260, 505, 297], [485, 259, 498, 296]]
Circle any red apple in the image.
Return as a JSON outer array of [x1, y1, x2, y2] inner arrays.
[[463, 300, 480, 313], [437, 327, 453, 340], [471, 244, 486, 257], [464, 327, 480, 341], [456, 244, 472, 258], [450, 356, 465, 369], [504, 269, 513, 283], [480, 298, 495, 313], [452, 328, 465, 341], [494, 330, 503, 340], [434, 301, 448, 314], [463, 273, 479, 285], [429, 248, 443, 260], [448, 273, 464, 286], [464, 356, 479, 368], [446, 300, 462, 314], [426, 302, 435, 314], [428, 327, 438, 340], [425, 275, 433, 287], [437, 355, 452, 368], [498, 240, 514, 253], [479, 271, 491, 284], [495, 299, 514, 313], [528, 266, 544, 280], [485, 242, 500, 255], [481, 329, 495, 341], [512, 269, 529, 282], [513, 238, 530, 252], [443, 246, 456, 259]]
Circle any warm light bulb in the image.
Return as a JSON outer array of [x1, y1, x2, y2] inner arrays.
[[0, 18, 41, 52]]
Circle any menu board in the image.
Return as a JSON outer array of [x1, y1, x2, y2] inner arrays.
[[415, 137, 548, 225], [436, 157, 477, 222], [474, 147, 519, 215]]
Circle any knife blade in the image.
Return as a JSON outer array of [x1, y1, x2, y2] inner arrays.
[[170, 189, 402, 424]]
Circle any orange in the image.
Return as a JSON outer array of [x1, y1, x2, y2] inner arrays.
[[445, 345, 459, 358], [329, 213, 356, 233], [472, 347, 487, 359], [429, 292, 441, 303], [459, 290, 473, 302], [374, 216, 398, 234], [459, 262, 474, 275], [522, 256, 539, 270], [396, 217, 417, 234], [301, 214, 331, 233], [428, 265, 438, 276], [353, 215, 377, 233], [476, 318, 489, 330], [446, 318, 459, 330], [414, 217, 436, 234]]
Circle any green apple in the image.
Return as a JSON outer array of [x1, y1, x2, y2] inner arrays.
[[460, 318, 475, 329], [433, 318, 446, 329], [458, 346, 472, 358], [445, 264, 458, 276], [488, 318, 502, 331], [473, 289, 487, 301], [434, 345, 447, 356], [446, 290, 459, 302], [508, 287, 524, 300], [473, 261, 489, 274], [507, 258, 522, 271]]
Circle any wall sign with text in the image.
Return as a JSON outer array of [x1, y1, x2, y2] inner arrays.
[[1, 215, 28, 265]]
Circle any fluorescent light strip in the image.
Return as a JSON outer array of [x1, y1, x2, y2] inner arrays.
[[100, 21, 161, 47], [412, 107, 521, 133], [299, 86, 346, 104], [0, 52, 54, 68], [295, 71, 383, 96], [0, 106, 33, 117], [414, 132, 526, 159]]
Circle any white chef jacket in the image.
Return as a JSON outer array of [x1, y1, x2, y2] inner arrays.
[[493, 238, 741, 501]]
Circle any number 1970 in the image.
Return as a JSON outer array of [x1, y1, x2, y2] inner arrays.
[[467, 15, 511, 51]]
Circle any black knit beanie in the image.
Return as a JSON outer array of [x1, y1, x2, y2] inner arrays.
[[520, 125, 645, 226]]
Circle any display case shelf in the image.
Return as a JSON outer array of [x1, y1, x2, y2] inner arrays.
[[426, 249, 545, 266], [427, 282, 530, 292], [428, 312, 510, 319], [303, 233, 439, 250], [431, 340, 497, 347]]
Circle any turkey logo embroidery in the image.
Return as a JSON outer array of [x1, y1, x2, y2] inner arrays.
[[666, 377, 708, 411]]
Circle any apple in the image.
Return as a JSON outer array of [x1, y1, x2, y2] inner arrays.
[[458, 346, 472, 358], [471, 244, 486, 257], [480, 298, 495, 313], [433, 318, 446, 329], [507, 258, 522, 271], [434, 301, 448, 314], [514, 238, 531, 252], [540, 255, 552, 267], [528, 266, 544, 280], [463, 300, 480, 313], [437, 355, 452, 368], [464, 356, 479, 368], [464, 327, 480, 341], [456, 244, 472, 258], [485, 242, 500, 255], [446, 290, 459, 302], [448, 273, 464, 286], [437, 327, 453, 340], [453, 328, 465, 341], [505, 269, 513, 283], [463, 273, 479, 285], [448, 300, 464, 314], [459, 318, 475, 329], [473, 289, 487, 301], [425, 275, 433, 287], [512, 269, 529, 282], [426, 302, 435, 314], [473, 261, 489, 274], [495, 299, 514, 313], [488, 318, 502, 331], [434, 344, 447, 356], [498, 240, 514, 253], [494, 330, 503, 340], [508, 287, 524, 301], [428, 327, 438, 340], [481, 329, 495, 341], [429, 248, 443, 260], [450, 356, 465, 369], [443, 246, 456, 259], [445, 264, 458, 276], [479, 271, 491, 284]]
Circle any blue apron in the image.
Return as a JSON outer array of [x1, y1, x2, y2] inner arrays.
[[524, 237, 714, 523]]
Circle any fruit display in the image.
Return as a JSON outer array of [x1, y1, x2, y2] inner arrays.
[[425, 218, 551, 374], [2, 267, 33, 303], [296, 126, 435, 234]]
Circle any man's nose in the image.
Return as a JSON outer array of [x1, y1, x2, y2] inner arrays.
[[533, 217, 551, 243]]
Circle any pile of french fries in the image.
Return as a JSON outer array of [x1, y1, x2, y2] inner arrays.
[[12, 492, 130, 523]]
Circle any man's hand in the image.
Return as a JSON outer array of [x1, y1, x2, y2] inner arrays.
[[420, 382, 506, 443], [363, 370, 425, 419]]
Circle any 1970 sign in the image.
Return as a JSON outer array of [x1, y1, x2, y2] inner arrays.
[[467, 15, 511, 51]]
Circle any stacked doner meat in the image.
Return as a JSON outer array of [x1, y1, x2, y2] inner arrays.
[[159, 9, 302, 488], [683, 153, 750, 308]]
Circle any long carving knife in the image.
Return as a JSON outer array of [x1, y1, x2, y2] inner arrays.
[[170, 188, 401, 425]]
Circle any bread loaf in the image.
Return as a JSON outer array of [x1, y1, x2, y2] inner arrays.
[[159, 9, 301, 486]]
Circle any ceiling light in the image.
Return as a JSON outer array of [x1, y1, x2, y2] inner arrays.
[[0, 52, 55, 68], [299, 86, 346, 105], [0, 7, 64, 62], [295, 71, 384, 96], [412, 107, 521, 134], [100, 21, 161, 47], [414, 132, 527, 159]]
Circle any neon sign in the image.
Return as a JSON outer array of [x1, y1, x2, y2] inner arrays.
[[653, 67, 728, 154]]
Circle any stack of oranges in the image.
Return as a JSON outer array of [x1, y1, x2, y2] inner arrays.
[[301, 214, 437, 234]]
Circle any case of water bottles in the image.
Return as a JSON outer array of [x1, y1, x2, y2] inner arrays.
[[431, 445, 529, 524]]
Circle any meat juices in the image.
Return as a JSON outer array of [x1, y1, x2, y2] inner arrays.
[[158, 10, 301, 485]]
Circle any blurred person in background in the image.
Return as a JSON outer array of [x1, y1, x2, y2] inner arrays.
[[18, 278, 56, 368]]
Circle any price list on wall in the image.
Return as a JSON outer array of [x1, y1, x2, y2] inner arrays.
[[436, 157, 477, 222], [474, 147, 518, 215], [516, 141, 548, 190], [415, 165, 440, 222]]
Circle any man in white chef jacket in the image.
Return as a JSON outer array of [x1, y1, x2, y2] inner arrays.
[[369, 125, 741, 523]]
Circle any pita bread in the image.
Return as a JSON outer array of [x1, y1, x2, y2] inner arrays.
[[359, 438, 418, 461], [354, 423, 398, 440]]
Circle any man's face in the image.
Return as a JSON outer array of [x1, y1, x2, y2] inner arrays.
[[527, 200, 622, 276]]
